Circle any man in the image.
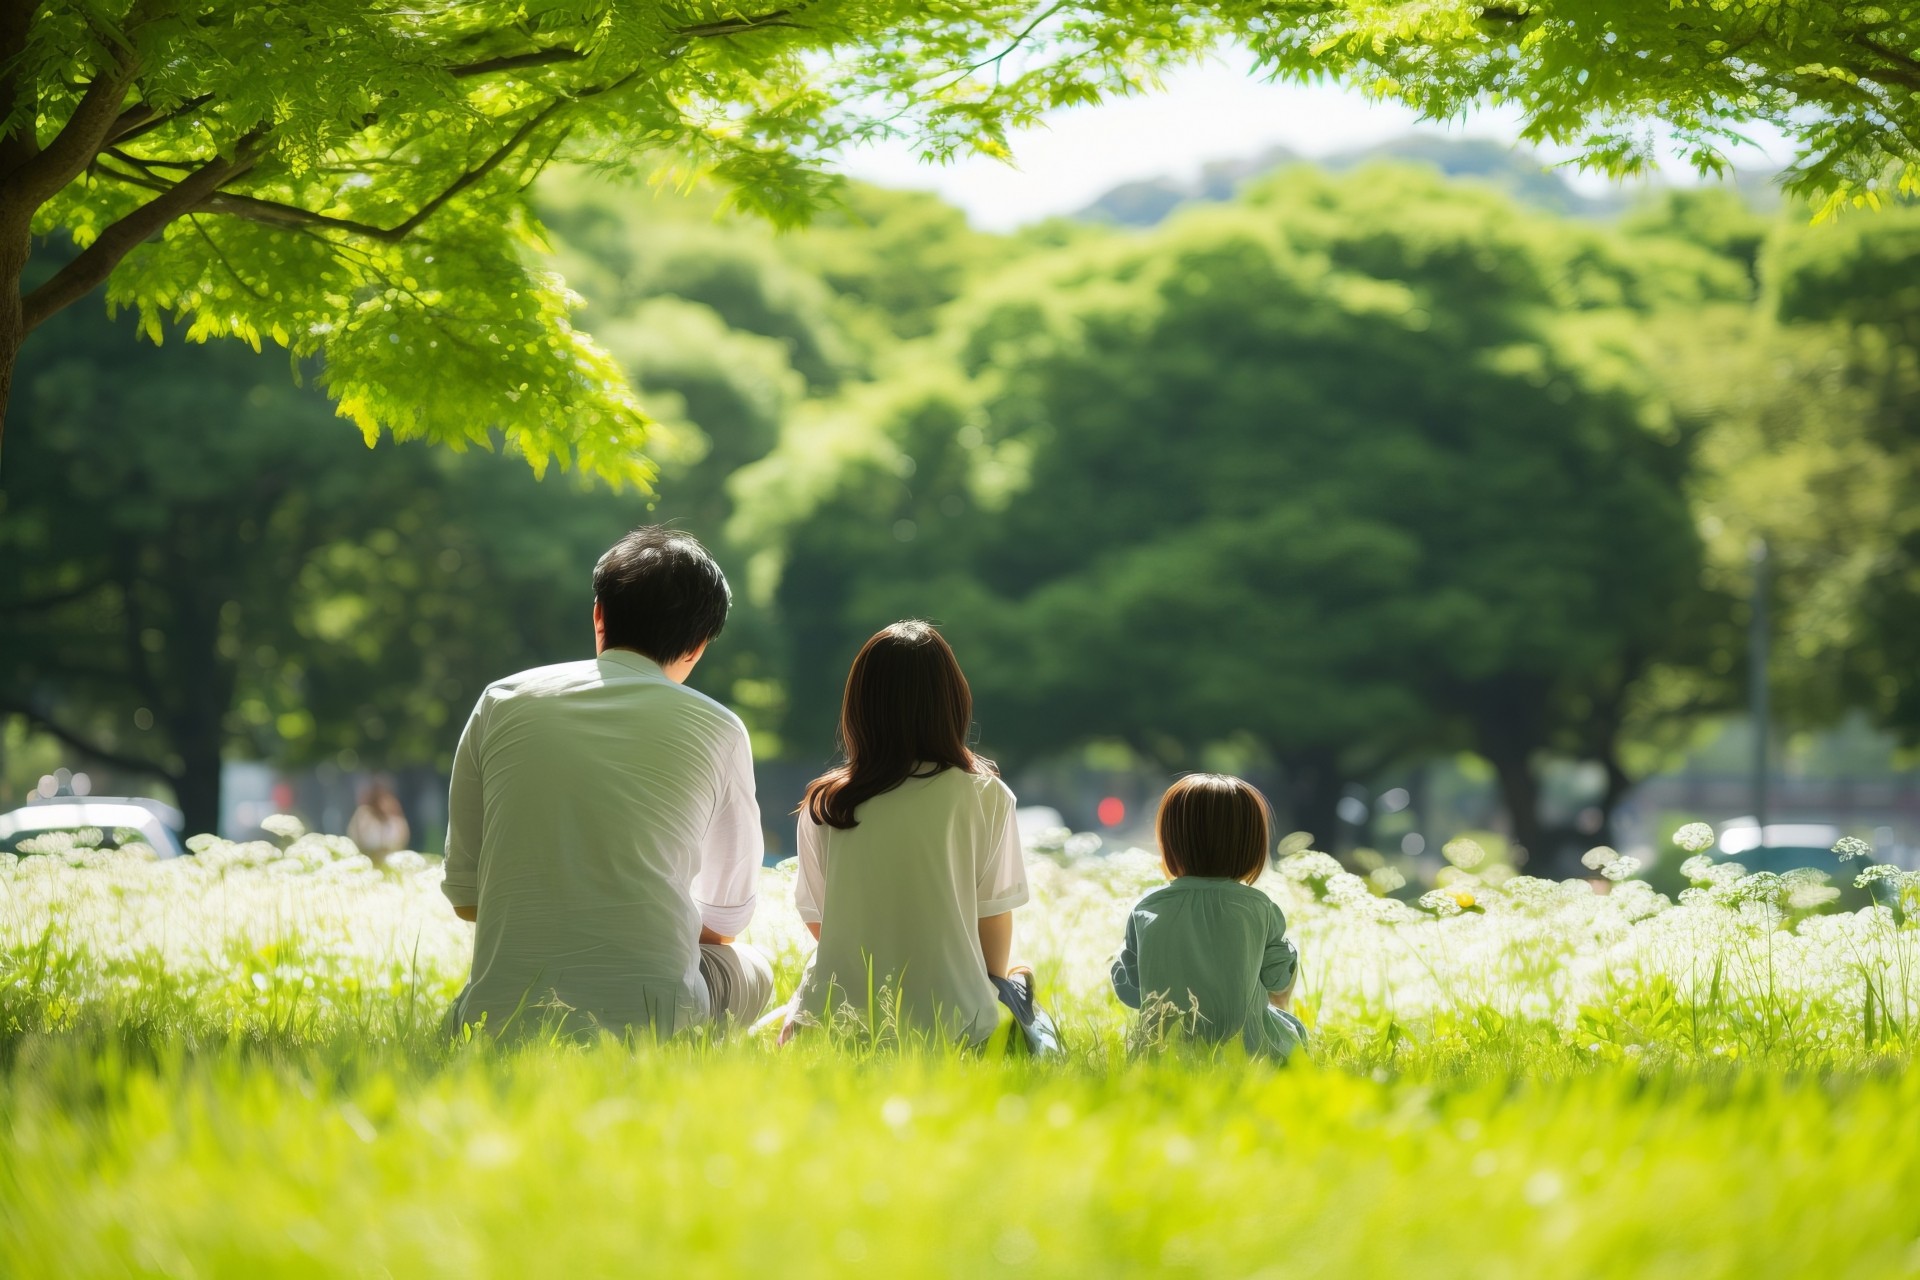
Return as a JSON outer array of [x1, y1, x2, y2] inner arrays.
[[441, 527, 772, 1038]]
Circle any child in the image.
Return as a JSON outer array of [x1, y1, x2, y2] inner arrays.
[[1111, 774, 1305, 1058]]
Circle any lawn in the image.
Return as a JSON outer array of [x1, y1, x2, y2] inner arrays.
[[3, 827, 1918, 1277]]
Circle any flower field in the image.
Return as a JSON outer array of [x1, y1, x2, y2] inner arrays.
[[4, 826, 1919, 1277]]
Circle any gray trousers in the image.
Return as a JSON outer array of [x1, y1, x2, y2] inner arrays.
[[698, 942, 774, 1030]]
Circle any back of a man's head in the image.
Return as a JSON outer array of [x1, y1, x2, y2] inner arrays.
[[593, 527, 731, 663]]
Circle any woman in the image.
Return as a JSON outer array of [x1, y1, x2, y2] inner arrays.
[[786, 620, 1036, 1046]]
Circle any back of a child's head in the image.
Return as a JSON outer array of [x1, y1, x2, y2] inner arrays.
[[1156, 774, 1271, 886]]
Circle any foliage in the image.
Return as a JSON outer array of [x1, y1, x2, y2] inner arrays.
[[0, 300, 643, 832], [735, 166, 1736, 866], [1661, 201, 1920, 745], [1238, 0, 1920, 216], [0, 0, 1219, 470]]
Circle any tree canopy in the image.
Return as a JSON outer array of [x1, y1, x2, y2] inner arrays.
[[9, 139, 1920, 859], [4, 0, 1918, 482], [733, 166, 1743, 867], [0, 0, 1211, 472], [1257, 0, 1920, 218]]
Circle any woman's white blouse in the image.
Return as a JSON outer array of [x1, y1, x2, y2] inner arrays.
[[793, 766, 1029, 1043]]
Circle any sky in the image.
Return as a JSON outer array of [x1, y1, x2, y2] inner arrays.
[[833, 52, 1797, 231]]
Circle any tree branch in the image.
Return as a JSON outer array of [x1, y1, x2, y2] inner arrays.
[[371, 99, 569, 239], [0, 576, 114, 615], [199, 190, 395, 238], [22, 63, 632, 330], [107, 92, 216, 147], [448, 47, 588, 78], [675, 9, 798, 38], [1848, 34, 1920, 94], [0, 0, 38, 181], [206, 94, 577, 242], [4, 51, 139, 213], [0, 698, 178, 783], [20, 127, 266, 331]]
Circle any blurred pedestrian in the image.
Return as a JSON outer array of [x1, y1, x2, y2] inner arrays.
[[348, 778, 411, 861]]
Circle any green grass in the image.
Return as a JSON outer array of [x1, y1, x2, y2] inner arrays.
[[4, 1035, 1919, 1278], [3, 831, 1919, 1276]]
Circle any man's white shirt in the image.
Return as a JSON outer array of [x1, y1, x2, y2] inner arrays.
[[442, 649, 762, 1035]]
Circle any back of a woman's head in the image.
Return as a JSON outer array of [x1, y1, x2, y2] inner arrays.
[[1157, 774, 1272, 885], [803, 621, 981, 829]]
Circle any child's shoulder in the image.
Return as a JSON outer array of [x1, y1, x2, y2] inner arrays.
[[1131, 880, 1190, 912], [1138, 877, 1285, 917]]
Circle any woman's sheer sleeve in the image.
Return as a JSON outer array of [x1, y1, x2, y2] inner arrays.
[[977, 783, 1030, 916]]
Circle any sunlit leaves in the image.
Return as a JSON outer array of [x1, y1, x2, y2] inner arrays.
[[24, 2, 1226, 480]]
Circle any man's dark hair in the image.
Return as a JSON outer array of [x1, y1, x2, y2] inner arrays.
[[592, 527, 731, 663]]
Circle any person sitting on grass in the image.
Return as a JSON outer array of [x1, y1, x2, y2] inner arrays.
[[781, 620, 1048, 1049], [1111, 774, 1306, 1059], [440, 527, 772, 1041]]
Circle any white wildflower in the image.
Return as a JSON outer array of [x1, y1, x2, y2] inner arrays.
[[259, 813, 307, 843], [1274, 831, 1317, 860], [1599, 856, 1643, 883], [1279, 851, 1344, 884], [1580, 846, 1620, 871], [1062, 832, 1104, 860], [1368, 866, 1407, 894], [1831, 836, 1872, 861], [1672, 822, 1716, 853], [1323, 871, 1375, 908]]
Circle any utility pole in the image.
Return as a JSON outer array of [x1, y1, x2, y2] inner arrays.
[[1750, 537, 1770, 844]]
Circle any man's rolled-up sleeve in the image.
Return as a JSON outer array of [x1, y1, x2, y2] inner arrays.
[[693, 725, 762, 936], [441, 700, 485, 911]]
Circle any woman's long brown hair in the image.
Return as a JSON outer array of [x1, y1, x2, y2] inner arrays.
[[802, 621, 985, 829]]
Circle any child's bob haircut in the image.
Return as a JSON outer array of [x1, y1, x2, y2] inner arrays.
[[1156, 774, 1272, 885]]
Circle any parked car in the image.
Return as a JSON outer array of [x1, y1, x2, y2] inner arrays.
[[1715, 821, 1878, 909], [0, 798, 186, 859]]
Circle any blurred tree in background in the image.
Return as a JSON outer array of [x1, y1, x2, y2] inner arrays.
[[1673, 203, 1920, 749], [736, 167, 1745, 871], [0, 298, 641, 833], [6, 134, 1920, 865]]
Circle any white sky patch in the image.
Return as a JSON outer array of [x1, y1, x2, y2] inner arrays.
[[833, 50, 1800, 231]]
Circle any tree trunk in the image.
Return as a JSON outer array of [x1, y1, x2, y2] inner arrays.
[[154, 576, 237, 841], [170, 702, 226, 840], [1594, 748, 1635, 852], [0, 0, 36, 458], [1276, 750, 1344, 853], [170, 725, 223, 839], [0, 216, 26, 457], [1485, 746, 1549, 872]]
